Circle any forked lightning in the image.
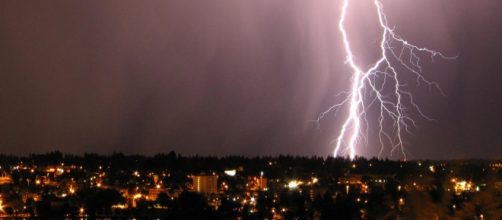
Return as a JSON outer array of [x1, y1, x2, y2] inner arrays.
[[318, 0, 453, 160]]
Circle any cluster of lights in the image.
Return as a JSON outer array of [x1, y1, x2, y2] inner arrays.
[[111, 204, 128, 209], [490, 163, 502, 169], [287, 180, 301, 189], [450, 178, 477, 195], [286, 177, 320, 190], [361, 184, 369, 194], [133, 171, 140, 177]]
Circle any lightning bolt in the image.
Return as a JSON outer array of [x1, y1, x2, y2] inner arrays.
[[318, 0, 454, 160]]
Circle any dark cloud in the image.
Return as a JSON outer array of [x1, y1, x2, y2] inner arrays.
[[0, 0, 501, 159]]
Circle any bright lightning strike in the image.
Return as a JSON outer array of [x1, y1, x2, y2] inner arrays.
[[318, 0, 454, 160]]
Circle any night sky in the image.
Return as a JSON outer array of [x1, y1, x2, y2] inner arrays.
[[1, 0, 501, 159]]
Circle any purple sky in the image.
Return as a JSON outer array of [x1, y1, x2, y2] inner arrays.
[[0, 0, 501, 159]]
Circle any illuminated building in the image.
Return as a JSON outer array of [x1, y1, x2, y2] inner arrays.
[[21, 192, 41, 203], [0, 176, 13, 185], [148, 186, 165, 201], [192, 175, 218, 194], [247, 176, 267, 191], [152, 174, 159, 184], [338, 175, 363, 185]]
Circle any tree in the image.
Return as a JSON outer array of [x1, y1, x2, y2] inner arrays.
[[218, 197, 241, 219], [77, 188, 125, 216], [155, 192, 172, 207], [168, 191, 216, 219], [321, 191, 336, 219], [430, 173, 445, 203]]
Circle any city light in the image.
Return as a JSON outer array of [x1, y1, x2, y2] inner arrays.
[[312, 177, 318, 184], [453, 179, 474, 194], [287, 180, 300, 189], [429, 166, 435, 173], [224, 169, 236, 176], [0, 156, 495, 218]]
